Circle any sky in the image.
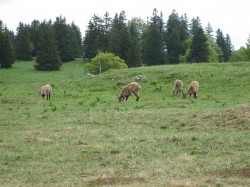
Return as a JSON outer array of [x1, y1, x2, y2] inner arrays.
[[0, 0, 249, 50]]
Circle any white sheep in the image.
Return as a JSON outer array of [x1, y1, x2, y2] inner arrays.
[[118, 82, 141, 102], [38, 84, 52, 100], [172, 79, 183, 96], [183, 80, 199, 99]]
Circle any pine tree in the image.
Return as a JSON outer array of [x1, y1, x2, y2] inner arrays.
[[108, 27, 121, 55], [83, 14, 107, 59], [108, 11, 133, 65], [205, 22, 214, 38], [0, 24, 15, 68], [127, 21, 143, 67], [53, 16, 75, 62], [165, 10, 189, 64], [29, 20, 40, 56], [34, 21, 61, 70], [142, 9, 166, 65], [224, 34, 233, 61], [245, 35, 250, 61], [216, 29, 227, 62], [71, 22, 82, 57], [188, 27, 209, 63], [15, 22, 33, 61], [189, 17, 202, 36]]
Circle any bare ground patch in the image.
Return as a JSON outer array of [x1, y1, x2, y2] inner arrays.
[[201, 105, 250, 128], [88, 176, 145, 186], [209, 167, 250, 178]]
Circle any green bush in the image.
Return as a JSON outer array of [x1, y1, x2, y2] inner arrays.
[[86, 52, 128, 74]]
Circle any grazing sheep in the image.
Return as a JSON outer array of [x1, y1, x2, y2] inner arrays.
[[118, 82, 141, 102], [172, 79, 183, 96], [183, 80, 199, 99], [38, 84, 52, 100]]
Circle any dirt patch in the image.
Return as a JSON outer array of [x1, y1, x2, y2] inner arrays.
[[201, 105, 250, 128], [88, 176, 145, 186], [210, 167, 250, 178]]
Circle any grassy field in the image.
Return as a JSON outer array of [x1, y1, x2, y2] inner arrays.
[[0, 59, 250, 186]]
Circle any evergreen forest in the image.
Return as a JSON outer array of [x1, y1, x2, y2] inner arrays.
[[1, 9, 250, 70]]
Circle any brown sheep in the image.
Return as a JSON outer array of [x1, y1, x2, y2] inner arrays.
[[118, 82, 141, 102], [183, 80, 199, 99], [38, 84, 52, 100], [172, 79, 183, 96]]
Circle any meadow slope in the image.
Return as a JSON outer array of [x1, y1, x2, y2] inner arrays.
[[0, 59, 250, 186]]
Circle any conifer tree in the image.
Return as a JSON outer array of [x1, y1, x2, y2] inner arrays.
[[189, 17, 202, 36], [205, 22, 214, 38], [29, 20, 40, 56], [216, 29, 227, 62], [34, 21, 61, 70], [245, 35, 250, 61], [142, 9, 165, 65], [165, 10, 189, 64], [108, 11, 134, 66], [188, 27, 209, 63], [0, 23, 15, 68], [53, 16, 75, 62], [108, 27, 121, 56], [70, 22, 82, 57], [127, 21, 143, 67], [83, 14, 108, 59], [15, 22, 33, 61], [224, 34, 233, 61]]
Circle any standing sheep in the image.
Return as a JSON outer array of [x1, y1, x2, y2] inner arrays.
[[118, 82, 141, 102], [38, 84, 52, 100], [183, 80, 199, 99], [172, 79, 183, 96]]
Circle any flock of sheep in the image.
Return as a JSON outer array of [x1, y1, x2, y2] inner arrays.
[[38, 80, 199, 102]]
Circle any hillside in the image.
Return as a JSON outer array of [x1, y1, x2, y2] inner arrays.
[[0, 60, 250, 186]]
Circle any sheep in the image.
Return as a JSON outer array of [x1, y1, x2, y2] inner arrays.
[[38, 84, 52, 100], [118, 82, 141, 102], [183, 80, 199, 99], [172, 79, 183, 96]]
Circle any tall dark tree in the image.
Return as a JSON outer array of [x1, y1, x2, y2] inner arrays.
[[143, 9, 165, 65], [29, 20, 40, 56], [71, 22, 82, 57], [15, 22, 33, 61], [189, 17, 202, 36], [187, 27, 209, 63], [108, 11, 134, 66], [127, 21, 142, 67], [224, 34, 233, 61], [205, 22, 214, 38], [216, 29, 227, 62], [165, 10, 189, 64], [83, 14, 107, 59], [102, 12, 112, 51], [53, 16, 75, 62], [108, 27, 121, 55], [0, 23, 15, 68], [34, 20, 61, 70], [245, 35, 250, 61]]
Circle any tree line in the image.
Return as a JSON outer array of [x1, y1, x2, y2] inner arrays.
[[0, 9, 250, 70]]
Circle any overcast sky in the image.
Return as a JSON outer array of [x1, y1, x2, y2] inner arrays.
[[0, 0, 249, 50]]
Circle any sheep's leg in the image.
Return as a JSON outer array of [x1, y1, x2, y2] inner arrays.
[[134, 93, 140, 101], [125, 96, 129, 101], [193, 92, 197, 98]]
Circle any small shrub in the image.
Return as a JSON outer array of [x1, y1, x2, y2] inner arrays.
[[86, 52, 128, 74]]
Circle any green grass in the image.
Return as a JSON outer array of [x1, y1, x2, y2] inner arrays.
[[0, 59, 250, 186]]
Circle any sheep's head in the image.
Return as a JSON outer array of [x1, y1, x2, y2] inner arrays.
[[118, 94, 124, 102], [183, 92, 188, 98]]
